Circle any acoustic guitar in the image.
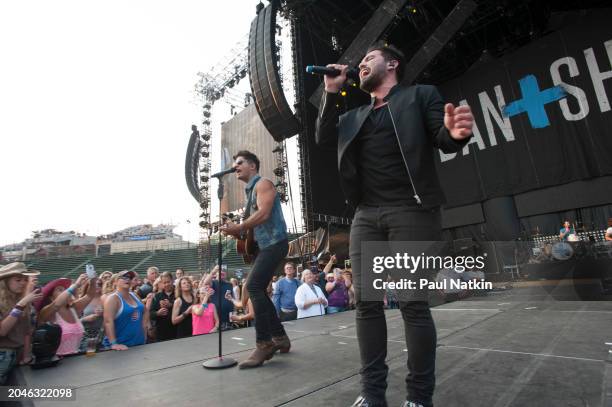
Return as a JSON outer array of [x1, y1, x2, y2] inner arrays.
[[236, 224, 258, 264], [218, 213, 258, 264]]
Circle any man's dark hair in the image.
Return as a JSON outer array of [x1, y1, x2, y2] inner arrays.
[[233, 150, 260, 172], [366, 41, 406, 83]]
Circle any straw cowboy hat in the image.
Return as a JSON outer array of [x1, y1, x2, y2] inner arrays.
[[0, 262, 40, 281]]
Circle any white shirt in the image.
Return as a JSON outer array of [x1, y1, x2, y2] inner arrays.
[[295, 283, 327, 319]]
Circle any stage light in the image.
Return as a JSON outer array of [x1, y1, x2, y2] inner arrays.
[[341, 90, 347, 96], [199, 221, 209, 228], [273, 168, 285, 177], [200, 201, 209, 209], [272, 145, 283, 153], [200, 175, 209, 182], [201, 151, 210, 158], [203, 111, 211, 118]]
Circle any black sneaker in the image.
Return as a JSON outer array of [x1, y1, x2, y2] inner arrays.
[[351, 395, 388, 407]]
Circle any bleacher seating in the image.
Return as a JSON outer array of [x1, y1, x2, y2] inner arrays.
[[16, 232, 303, 283], [89, 251, 153, 274], [26, 255, 92, 284]]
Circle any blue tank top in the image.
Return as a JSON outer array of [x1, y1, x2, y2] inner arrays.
[[104, 292, 145, 347], [245, 175, 287, 249]]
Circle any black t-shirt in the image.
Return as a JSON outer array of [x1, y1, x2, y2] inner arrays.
[[356, 105, 419, 206], [150, 291, 177, 341]]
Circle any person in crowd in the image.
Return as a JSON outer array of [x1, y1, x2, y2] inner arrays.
[[226, 290, 255, 328], [605, 218, 612, 241], [272, 262, 301, 321], [344, 269, 356, 309], [171, 277, 194, 338], [149, 272, 176, 341], [559, 220, 575, 241], [175, 268, 185, 280], [37, 274, 96, 356], [230, 278, 241, 301], [0, 263, 42, 383], [192, 285, 219, 335], [99, 271, 113, 283], [295, 269, 327, 319], [130, 271, 143, 295], [137, 266, 159, 299], [103, 270, 146, 350], [100, 274, 117, 303], [78, 278, 104, 352], [271, 275, 279, 295], [317, 41, 473, 407], [326, 268, 350, 314], [202, 266, 234, 330]]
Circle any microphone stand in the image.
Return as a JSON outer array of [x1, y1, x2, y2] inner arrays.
[[203, 177, 237, 369]]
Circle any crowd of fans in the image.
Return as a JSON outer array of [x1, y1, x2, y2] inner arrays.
[[0, 254, 364, 383]]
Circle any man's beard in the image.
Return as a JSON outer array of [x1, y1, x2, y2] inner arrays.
[[359, 69, 384, 92]]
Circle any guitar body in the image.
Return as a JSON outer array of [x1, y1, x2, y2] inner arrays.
[[236, 228, 259, 264]]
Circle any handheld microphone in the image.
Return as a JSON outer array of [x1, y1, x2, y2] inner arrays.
[[211, 167, 236, 178], [305, 65, 360, 82]]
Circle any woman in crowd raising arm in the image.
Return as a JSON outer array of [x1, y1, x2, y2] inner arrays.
[[0, 263, 42, 383]]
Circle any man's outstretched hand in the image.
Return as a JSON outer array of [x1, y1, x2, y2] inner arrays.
[[444, 103, 474, 140]]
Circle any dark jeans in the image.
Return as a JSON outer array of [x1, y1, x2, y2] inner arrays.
[[246, 239, 289, 342], [350, 205, 439, 406]]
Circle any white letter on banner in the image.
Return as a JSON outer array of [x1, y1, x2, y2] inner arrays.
[[550, 56, 589, 121], [584, 39, 612, 112], [479, 85, 515, 147]]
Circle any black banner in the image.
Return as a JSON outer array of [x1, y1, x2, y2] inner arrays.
[[437, 10, 612, 207]]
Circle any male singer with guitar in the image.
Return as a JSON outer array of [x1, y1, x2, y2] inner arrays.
[[220, 150, 291, 369], [316, 42, 474, 407]]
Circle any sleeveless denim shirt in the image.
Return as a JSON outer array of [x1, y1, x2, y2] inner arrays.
[[245, 175, 287, 249]]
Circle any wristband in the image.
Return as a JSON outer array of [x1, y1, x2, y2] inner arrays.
[[110, 339, 118, 345], [66, 285, 76, 296], [14, 304, 25, 311], [10, 308, 24, 318]]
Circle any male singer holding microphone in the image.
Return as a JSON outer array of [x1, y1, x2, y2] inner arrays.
[[315, 42, 474, 407]]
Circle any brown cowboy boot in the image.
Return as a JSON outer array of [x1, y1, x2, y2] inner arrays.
[[238, 340, 276, 369], [272, 334, 291, 354]]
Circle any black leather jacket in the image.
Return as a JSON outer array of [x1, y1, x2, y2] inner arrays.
[[315, 84, 470, 209]]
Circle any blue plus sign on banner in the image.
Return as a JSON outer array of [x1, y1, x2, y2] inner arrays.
[[502, 75, 567, 128]]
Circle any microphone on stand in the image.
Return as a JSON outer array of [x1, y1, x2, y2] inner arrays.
[[305, 65, 360, 82], [211, 167, 236, 178]]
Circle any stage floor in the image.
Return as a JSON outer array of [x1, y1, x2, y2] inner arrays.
[[16, 285, 612, 407]]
